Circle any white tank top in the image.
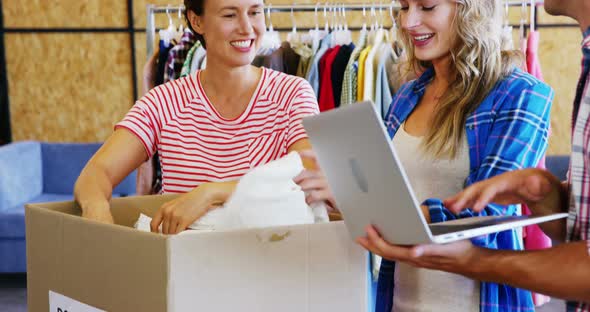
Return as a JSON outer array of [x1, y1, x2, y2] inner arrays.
[[391, 124, 479, 312]]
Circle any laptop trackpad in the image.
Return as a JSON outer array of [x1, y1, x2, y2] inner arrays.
[[428, 215, 529, 236]]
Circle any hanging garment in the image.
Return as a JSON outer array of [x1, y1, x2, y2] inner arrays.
[[191, 44, 207, 73], [341, 31, 368, 106], [526, 31, 544, 81], [147, 39, 176, 194], [306, 34, 333, 97], [293, 43, 314, 78], [180, 41, 201, 78], [331, 43, 355, 107], [523, 30, 551, 308], [385, 45, 411, 96], [501, 26, 515, 50], [155, 39, 174, 87], [280, 41, 301, 76], [253, 42, 300, 75], [318, 46, 342, 112], [363, 30, 387, 103], [357, 45, 372, 101], [374, 44, 395, 119], [520, 31, 528, 73], [253, 47, 284, 72], [164, 29, 197, 82]]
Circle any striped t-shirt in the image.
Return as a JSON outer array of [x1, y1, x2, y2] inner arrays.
[[116, 67, 319, 194]]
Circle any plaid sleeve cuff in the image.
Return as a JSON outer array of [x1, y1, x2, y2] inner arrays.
[[587, 240, 590, 256], [423, 198, 452, 224]]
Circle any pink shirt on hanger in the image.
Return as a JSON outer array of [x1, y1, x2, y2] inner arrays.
[[524, 29, 551, 308]]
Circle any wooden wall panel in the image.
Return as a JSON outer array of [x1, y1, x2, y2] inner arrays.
[[6, 33, 133, 142], [3, 0, 128, 28], [539, 28, 580, 155], [135, 32, 148, 99]]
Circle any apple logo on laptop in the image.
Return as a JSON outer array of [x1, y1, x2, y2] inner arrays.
[[349, 158, 369, 193]]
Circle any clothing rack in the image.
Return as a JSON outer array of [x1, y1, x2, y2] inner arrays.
[[146, 1, 545, 57]]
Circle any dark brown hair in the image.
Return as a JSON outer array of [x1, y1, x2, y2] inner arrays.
[[184, 0, 206, 49]]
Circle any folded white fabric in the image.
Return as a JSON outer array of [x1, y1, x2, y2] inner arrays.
[[134, 151, 328, 233], [219, 151, 328, 230]]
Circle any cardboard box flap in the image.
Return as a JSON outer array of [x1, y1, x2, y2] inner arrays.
[[109, 194, 179, 227], [26, 202, 170, 312]]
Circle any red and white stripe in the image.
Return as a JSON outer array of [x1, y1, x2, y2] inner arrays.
[[116, 67, 319, 193]]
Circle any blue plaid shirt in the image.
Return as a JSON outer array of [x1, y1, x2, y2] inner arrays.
[[377, 67, 553, 312]]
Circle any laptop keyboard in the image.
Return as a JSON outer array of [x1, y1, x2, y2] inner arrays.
[[428, 215, 529, 235]]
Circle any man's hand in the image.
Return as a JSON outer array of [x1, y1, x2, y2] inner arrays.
[[443, 168, 569, 241], [444, 168, 565, 214]]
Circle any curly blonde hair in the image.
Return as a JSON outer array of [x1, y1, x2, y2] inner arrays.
[[398, 0, 523, 159]]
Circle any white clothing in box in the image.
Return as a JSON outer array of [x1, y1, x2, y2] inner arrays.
[[25, 195, 369, 312], [135, 152, 329, 233]]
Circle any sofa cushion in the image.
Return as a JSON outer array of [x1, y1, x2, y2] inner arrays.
[[0, 239, 26, 273], [0, 193, 73, 238], [41, 143, 102, 194], [0, 141, 42, 210], [40, 142, 137, 196]]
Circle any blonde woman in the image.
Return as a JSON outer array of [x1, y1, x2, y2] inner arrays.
[[296, 0, 552, 311]]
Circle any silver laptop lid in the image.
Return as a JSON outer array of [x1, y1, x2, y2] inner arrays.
[[303, 102, 434, 245]]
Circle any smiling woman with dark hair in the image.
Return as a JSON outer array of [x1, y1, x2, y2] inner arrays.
[[74, 0, 320, 235]]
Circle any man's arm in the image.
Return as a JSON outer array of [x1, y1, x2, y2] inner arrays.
[[471, 241, 590, 302]]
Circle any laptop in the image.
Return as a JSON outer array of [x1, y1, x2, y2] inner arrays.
[[302, 101, 568, 245]]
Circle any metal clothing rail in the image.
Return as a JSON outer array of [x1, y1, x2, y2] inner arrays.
[[146, 1, 544, 57]]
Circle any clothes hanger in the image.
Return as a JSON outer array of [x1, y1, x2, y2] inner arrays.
[[371, 1, 386, 47], [174, 7, 185, 42], [362, 4, 368, 33], [337, 4, 343, 46], [389, 1, 398, 43], [260, 4, 280, 52], [519, 0, 527, 47], [287, 5, 301, 44], [341, 4, 352, 45], [329, 4, 339, 47], [158, 5, 177, 46], [500, 0, 514, 50], [306, 2, 326, 51]]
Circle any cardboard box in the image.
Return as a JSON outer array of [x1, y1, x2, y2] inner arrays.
[[26, 195, 370, 312]]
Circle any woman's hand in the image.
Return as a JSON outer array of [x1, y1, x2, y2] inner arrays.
[[294, 150, 338, 211], [150, 182, 232, 234], [82, 200, 115, 224], [357, 225, 479, 275]]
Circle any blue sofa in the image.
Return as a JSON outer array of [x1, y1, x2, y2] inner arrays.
[[0, 141, 136, 273]]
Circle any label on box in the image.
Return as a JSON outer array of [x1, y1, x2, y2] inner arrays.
[[49, 291, 105, 312]]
